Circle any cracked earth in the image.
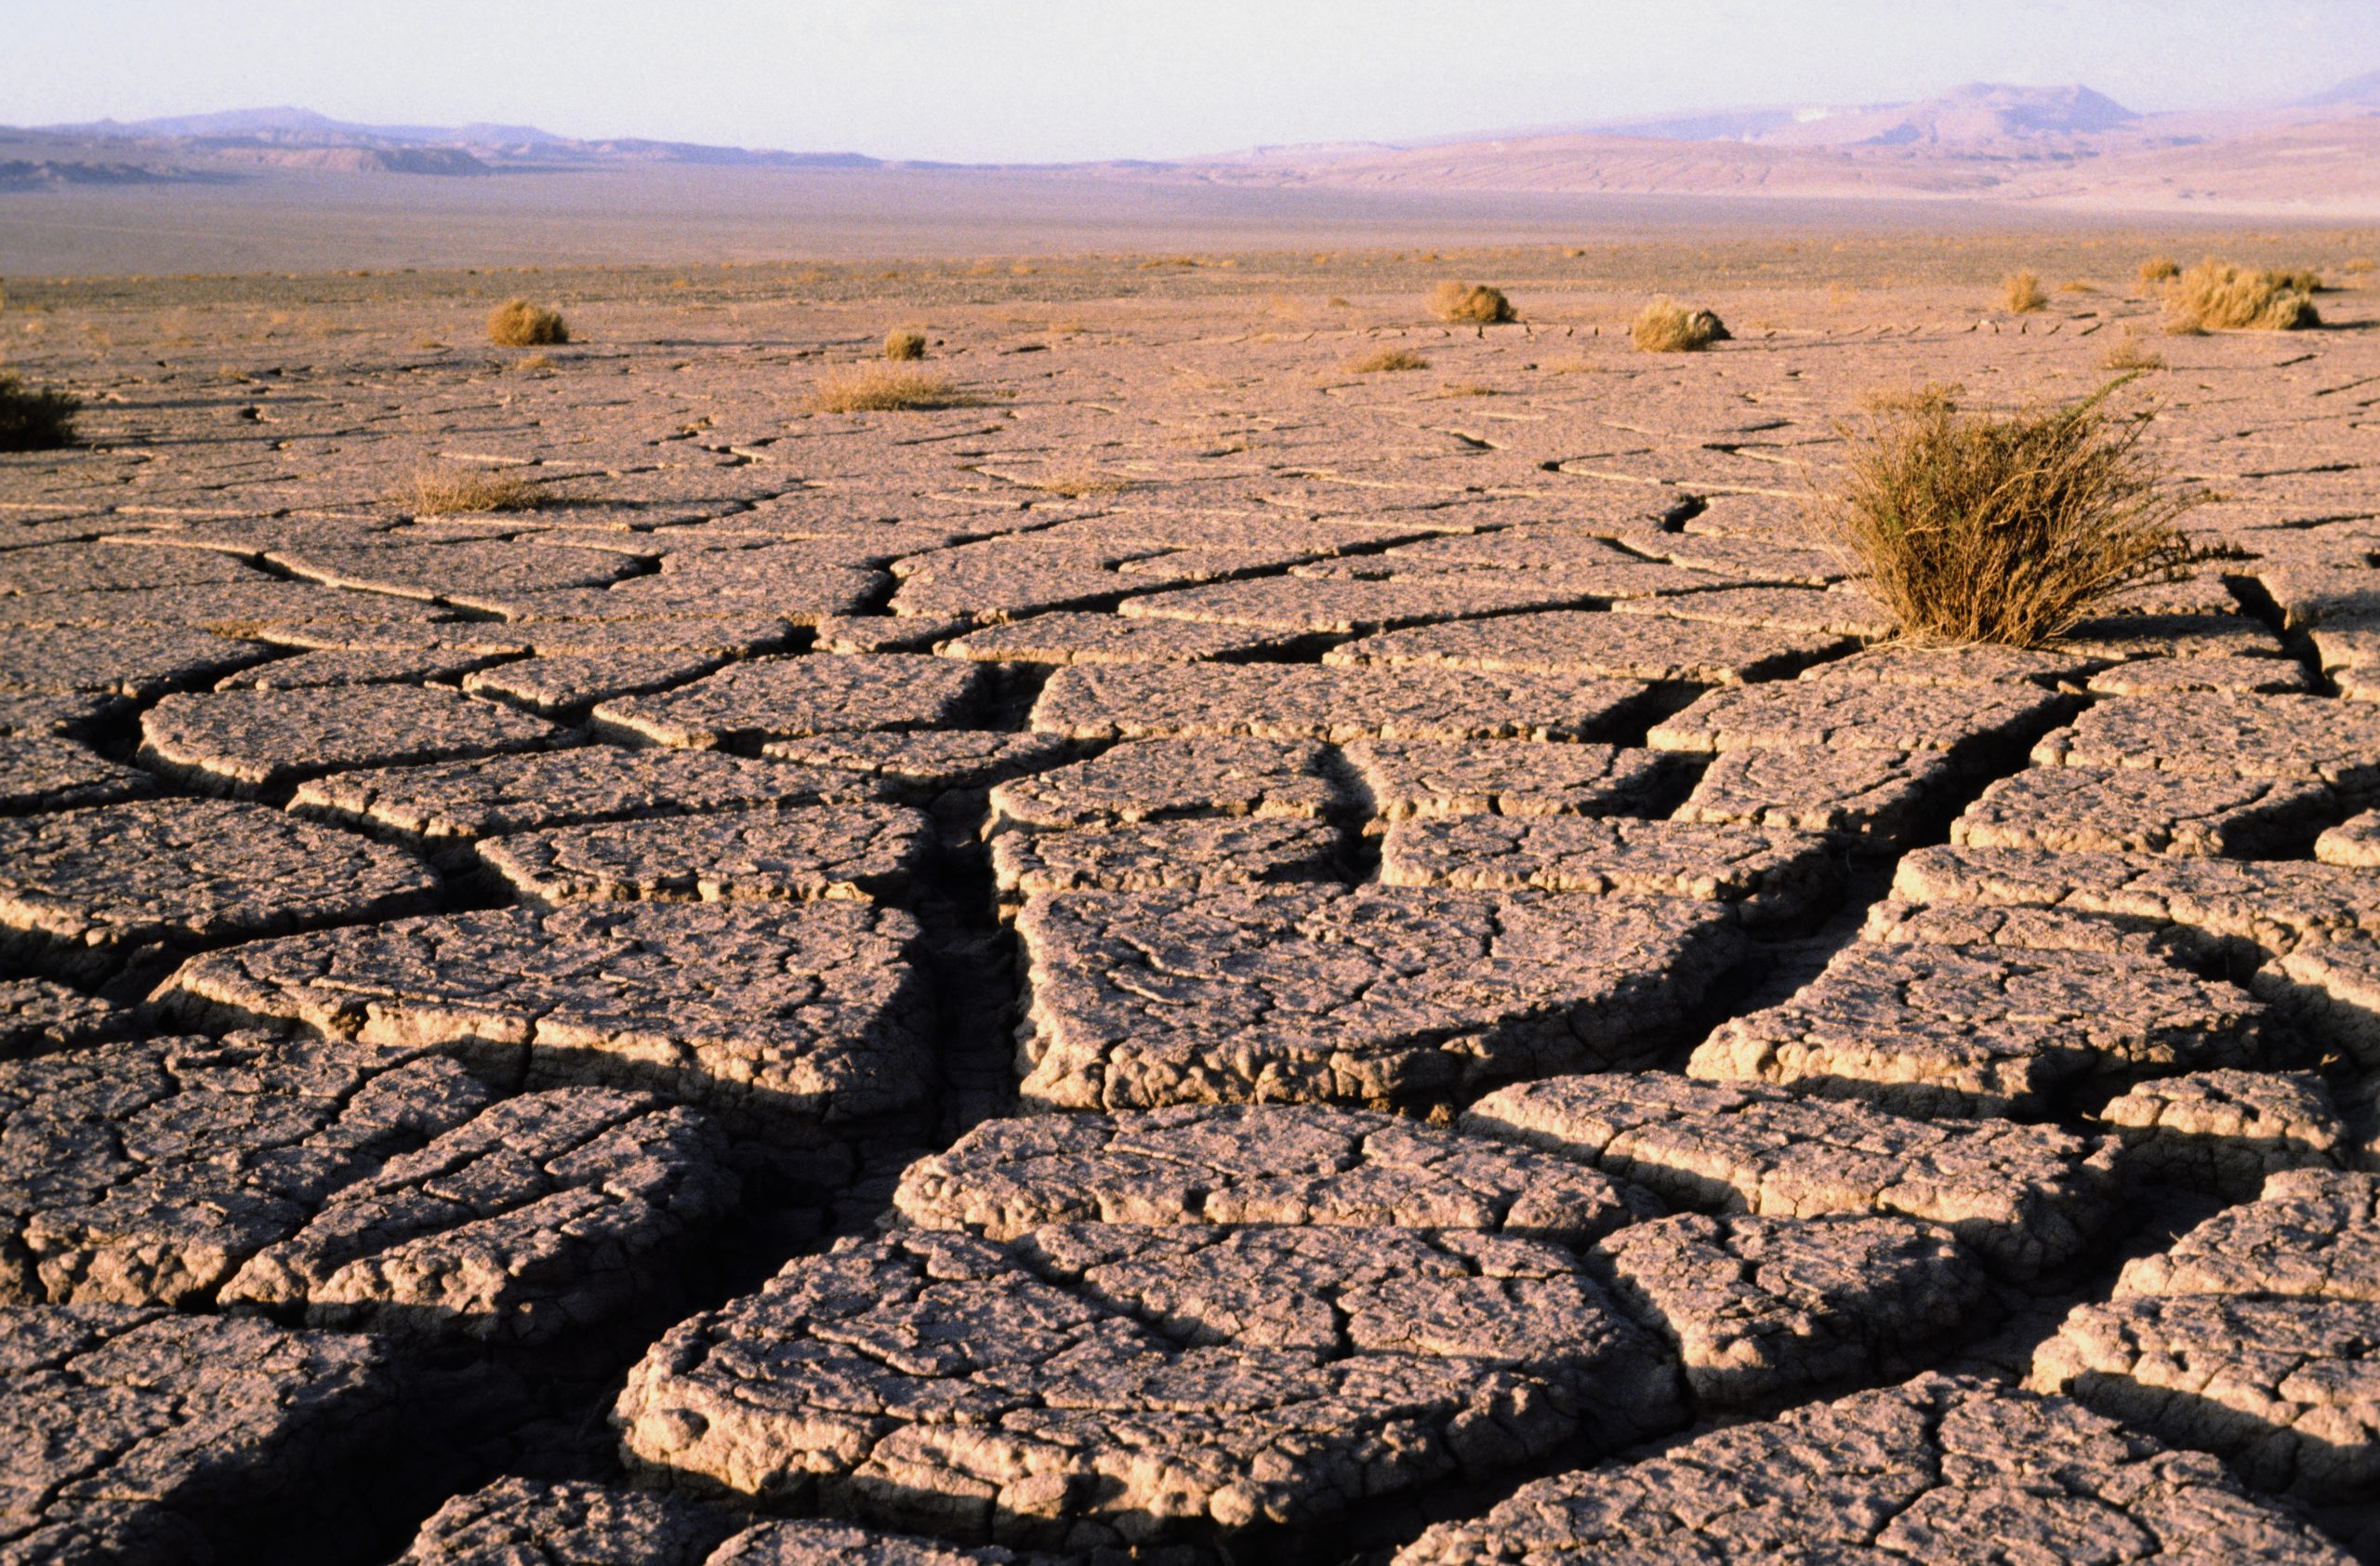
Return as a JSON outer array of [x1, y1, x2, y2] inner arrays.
[[3, 250, 2379, 1564]]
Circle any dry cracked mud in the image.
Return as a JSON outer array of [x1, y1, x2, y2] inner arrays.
[[3, 257, 2376, 1565]]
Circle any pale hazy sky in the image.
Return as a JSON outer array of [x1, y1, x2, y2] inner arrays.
[[9, 0, 2380, 162]]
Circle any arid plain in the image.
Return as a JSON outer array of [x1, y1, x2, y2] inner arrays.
[[6, 224, 2380, 1564]]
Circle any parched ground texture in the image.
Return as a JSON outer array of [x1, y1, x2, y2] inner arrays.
[[3, 248, 2379, 1565]]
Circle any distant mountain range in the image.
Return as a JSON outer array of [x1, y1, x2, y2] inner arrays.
[[8, 76, 2380, 213]]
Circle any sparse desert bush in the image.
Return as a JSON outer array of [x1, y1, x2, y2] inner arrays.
[[2137, 257, 2181, 285], [0, 372, 80, 451], [1632, 299, 1730, 352], [406, 466, 543, 515], [2163, 259, 2320, 332], [515, 353, 556, 374], [1030, 471, 1132, 498], [2347, 258, 2375, 275], [1435, 382, 1499, 398], [883, 328, 927, 361], [487, 299, 568, 348], [1346, 347, 1428, 373], [1429, 281, 1515, 325], [2100, 332, 2165, 372], [1814, 379, 2196, 648], [2003, 270, 2049, 313], [2057, 279, 2096, 294], [802, 365, 971, 413]]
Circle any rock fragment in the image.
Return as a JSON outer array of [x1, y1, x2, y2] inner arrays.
[[1462, 1071, 2116, 1275], [161, 901, 935, 1140], [594, 655, 986, 750], [1017, 884, 1744, 1111], [139, 685, 562, 794], [0, 799, 439, 982], [893, 1104, 1660, 1245], [1032, 662, 1657, 742], [479, 803, 934, 905], [615, 1226, 1684, 1552], [1393, 1373, 2352, 1564], [1687, 939, 2282, 1118], [1379, 815, 1838, 924], [1594, 1213, 1990, 1403], [1952, 768, 2334, 857], [0, 1304, 403, 1565], [990, 816, 1338, 906], [1342, 738, 1682, 823]]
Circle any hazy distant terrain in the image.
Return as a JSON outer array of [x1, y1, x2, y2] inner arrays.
[[7, 79, 2380, 275]]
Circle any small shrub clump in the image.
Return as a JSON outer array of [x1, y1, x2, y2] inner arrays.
[[0, 372, 80, 451], [406, 466, 543, 515], [1632, 299, 1730, 352], [883, 329, 927, 361], [2100, 332, 2165, 372], [2163, 259, 2320, 333], [1429, 282, 1514, 325], [2137, 257, 2181, 285], [487, 299, 568, 348], [1030, 471, 1132, 498], [1813, 379, 2197, 648], [2003, 270, 2049, 313], [803, 365, 970, 414], [1346, 347, 1429, 373]]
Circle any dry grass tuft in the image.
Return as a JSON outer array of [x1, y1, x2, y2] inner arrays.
[[406, 466, 544, 515], [514, 353, 556, 375], [2003, 270, 2049, 313], [1346, 347, 1429, 373], [1029, 471, 1133, 498], [487, 299, 568, 348], [1631, 299, 1730, 352], [1813, 379, 2196, 648], [2137, 257, 2181, 285], [883, 328, 928, 361], [2162, 259, 2320, 332], [1434, 382, 1500, 398], [802, 365, 972, 414], [1429, 282, 1515, 324], [0, 372, 80, 451], [2347, 258, 2376, 276], [2099, 332, 2165, 372]]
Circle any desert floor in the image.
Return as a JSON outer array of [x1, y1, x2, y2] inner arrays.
[[4, 236, 2380, 1564]]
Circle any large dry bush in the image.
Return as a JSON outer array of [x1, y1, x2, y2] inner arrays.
[[1632, 299, 1729, 352], [1429, 282, 1514, 324], [0, 372, 79, 451], [803, 365, 971, 413], [1345, 347, 1428, 373], [405, 466, 544, 515], [883, 328, 927, 361], [487, 299, 569, 348], [2002, 270, 2048, 313], [2163, 259, 2320, 332], [1812, 380, 2197, 648]]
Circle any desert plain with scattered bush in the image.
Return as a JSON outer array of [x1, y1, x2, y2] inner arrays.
[[6, 212, 2380, 1564]]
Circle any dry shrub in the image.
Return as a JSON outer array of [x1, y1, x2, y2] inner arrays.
[[487, 299, 568, 348], [2137, 257, 2181, 285], [2057, 279, 2096, 294], [1429, 281, 1514, 324], [406, 466, 543, 515], [2003, 270, 2048, 313], [1346, 347, 1428, 373], [2347, 258, 2376, 275], [1632, 299, 1729, 352], [802, 365, 971, 413], [1029, 471, 1131, 498], [1814, 379, 2196, 648], [2163, 259, 2320, 332], [514, 353, 555, 375], [883, 329, 927, 361], [1435, 382, 1499, 398], [2100, 332, 2165, 372], [0, 373, 80, 451]]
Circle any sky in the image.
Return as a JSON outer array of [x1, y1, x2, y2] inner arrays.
[[7, 0, 2380, 162]]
